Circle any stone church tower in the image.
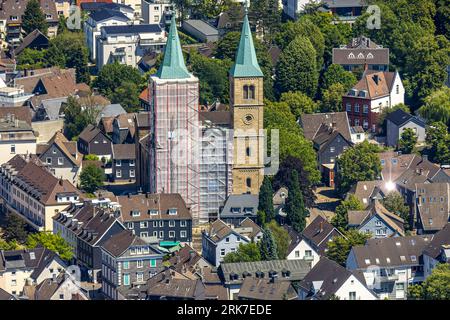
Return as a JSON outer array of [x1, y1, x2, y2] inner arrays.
[[230, 13, 265, 195]]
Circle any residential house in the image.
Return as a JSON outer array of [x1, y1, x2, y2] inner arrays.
[[138, 87, 150, 111], [286, 215, 343, 268], [219, 259, 311, 300], [346, 235, 432, 299], [111, 144, 136, 182], [0, 115, 36, 165], [0, 80, 33, 107], [0, 248, 67, 296], [299, 111, 353, 143], [414, 183, 450, 234], [96, 24, 166, 69], [13, 29, 49, 57], [350, 126, 366, 144], [312, 123, 353, 187], [28, 272, 89, 300], [36, 131, 82, 185], [0, 106, 32, 125], [0, 0, 59, 47], [101, 229, 164, 300], [112, 113, 135, 144], [422, 223, 450, 278], [117, 193, 193, 245], [83, 8, 130, 62], [78, 124, 113, 160], [386, 108, 426, 147], [348, 200, 405, 238], [167, 245, 212, 277], [332, 36, 389, 72], [343, 70, 405, 132], [182, 20, 219, 43], [0, 155, 81, 231], [141, 0, 174, 26], [321, 0, 367, 24], [273, 187, 288, 224], [201, 219, 262, 268], [80, 2, 135, 20], [347, 180, 386, 208], [298, 257, 377, 300], [111, 0, 142, 20], [95, 103, 126, 122], [238, 277, 298, 300], [219, 194, 258, 226]]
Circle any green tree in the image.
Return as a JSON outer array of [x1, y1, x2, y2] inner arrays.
[[264, 101, 320, 183], [398, 128, 418, 154], [248, 0, 281, 43], [320, 83, 346, 113], [259, 227, 278, 260], [223, 242, 261, 263], [280, 91, 318, 118], [189, 50, 230, 105], [84, 154, 100, 161], [321, 64, 357, 93], [46, 32, 90, 83], [326, 229, 371, 266], [27, 232, 74, 261], [382, 191, 411, 230], [258, 176, 274, 222], [266, 220, 290, 259], [331, 194, 364, 231], [80, 164, 105, 194], [257, 210, 266, 227], [285, 170, 307, 233], [3, 213, 28, 243], [276, 36, 318, 98], [109, 81, 141, 112], [22, 0, 48, 35], [63, 96, 99, 140], [0, 239, 20, 250], [408, 264, 450, 300], [336, 141, 382, 194], [16, 48, 47, 70], [435, 0, 450, 39], [94, 62, 144, 98], [418, 87, 450, 126], [436, 134, 450, 165]]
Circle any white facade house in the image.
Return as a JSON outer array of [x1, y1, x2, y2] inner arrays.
[[141, 0, 174, 25], [113, 0, 143, 19], [84, 10, 130, 62], [96, 24, 166, 70], [0, 118, 36, 165], [299, 258, 378, 300], [286, 238, 320, 267]]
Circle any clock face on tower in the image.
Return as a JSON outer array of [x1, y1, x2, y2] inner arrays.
[[243, 114, 254, 125]]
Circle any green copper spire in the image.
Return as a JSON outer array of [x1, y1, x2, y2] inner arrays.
[[229, 14, 263, 78], [156, 16, 191, 79]]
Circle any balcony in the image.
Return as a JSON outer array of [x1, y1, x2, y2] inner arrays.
[[377, 274, 399, 282]]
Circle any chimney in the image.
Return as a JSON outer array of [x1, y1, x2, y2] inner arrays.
[[59, 178, 63, 186], [422, 155, 428, 162]]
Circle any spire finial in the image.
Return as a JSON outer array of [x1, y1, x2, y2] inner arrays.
[[244, 0, 249, 14]]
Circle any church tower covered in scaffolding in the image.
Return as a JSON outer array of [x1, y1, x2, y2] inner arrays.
[[148, 16, 200, 223]]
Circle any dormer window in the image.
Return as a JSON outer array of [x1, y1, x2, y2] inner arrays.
[[131, 210, 140, 217], [168, 208, 177, 215], [149, 209, 158, 215], [244, 207, 254, 214], [231, 207, 240, 214]]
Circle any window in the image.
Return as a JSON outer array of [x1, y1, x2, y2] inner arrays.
[[236, 236, 241, 242], [59, 294, 64, 300], [346, 103, 352, 112], [396, 283, 405, 291], [116, 169, 122, 178], [130, 169, 135, 178], [304, 250, 313, 260], [150, 210, 158, 216], [363, 105, 369, 113], [140, 221, 148, 228], [180, 220, 186, 227], [349, 292, 356, 300], [116, 160, 122, 167], [137, 260, 143, 268], [375, 220, 382, 227], [396, 85, 399, 94], [354, 119, 360, 126], [154, 15, 159, 22], [169, 220, 175, 227], [130, 160, 135, 167], [295, 251, 300, 258], [45, 157, 52, 165], [123, 261, 129, 269], [169, 231, 175, 238], [137, 272, 144, 282], [159, 231, 164, 238], [243, 85, 255, 100], [123, 274, 130, 286], [132, 210, 140, 217], [246, 178, 252, 188], [246, 147, 251, 157], [354, 104, 360, 113], [150, 259, 156, 268], [220, 249, 226, 256], [180, 230, 187, 238], [168, 208, 177, 215], [159, 221, 164, 227], [11, 279, 17, 286], [140, 232, 148, 238], [330, 147, 335, 153], [58, 157, 64, 165]]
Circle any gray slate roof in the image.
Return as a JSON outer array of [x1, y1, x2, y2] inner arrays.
[[220, 194, 258, 218]]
